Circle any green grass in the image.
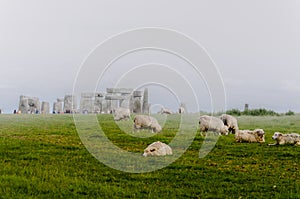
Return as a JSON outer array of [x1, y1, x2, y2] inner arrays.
[[0, 114, 300, 198]]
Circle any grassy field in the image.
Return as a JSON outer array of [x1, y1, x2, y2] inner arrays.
[[0, 114, 299, 198]]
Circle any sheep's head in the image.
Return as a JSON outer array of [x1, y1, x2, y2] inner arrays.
[[221, 126, 229, 135], [272, 132, 282, 140], [253, 129, 265, 142]]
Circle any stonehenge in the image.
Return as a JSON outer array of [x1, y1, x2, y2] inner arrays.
[[17, 87, 150, 115]]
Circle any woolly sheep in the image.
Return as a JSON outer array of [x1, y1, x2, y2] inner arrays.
[[113, 107, 130, 121], [143, 141, 173, 157], [235, 129, 265, 143], [220, 114, 239, 134], [133, 115, 162, 133], [160, 108, 173, 114], [269, 132, 300, 146], [199, 115, 229, 135]]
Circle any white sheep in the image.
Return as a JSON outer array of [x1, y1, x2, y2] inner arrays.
[[269, 132, 300, 146], [113, 107, 130, 121], [220, 114, 239, 134], [133, 115, 162, 133], [199, 115, 229, 135], [235, 129, 265, 143], [160, 108, 173, 114], [143, 141, 173, 157]]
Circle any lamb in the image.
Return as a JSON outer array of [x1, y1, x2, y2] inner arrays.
[[143, 141, 173, 157], [133, 115, 162, 133], [235, 129, 265, 143], [220, 114, 239, 134], [269, 132, 300, 146], [113, 107, 130, 121], [199, 115, 229, 135]]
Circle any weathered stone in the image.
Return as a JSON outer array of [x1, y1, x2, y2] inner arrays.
[[133, 91, 143, 97], [105, 95, 130, 100], [106, 88, 133, 94], [19, 95, 40, 114], [80, 93, 94, 114], [63, 95, 77, 113], [53, 101, 63, 114], [94, 93, 104, 114], [142, 88, 149, 114], [41, 102, 50, 114]]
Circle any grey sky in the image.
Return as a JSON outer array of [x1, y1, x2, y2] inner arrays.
[[0, 0, 300, 113]]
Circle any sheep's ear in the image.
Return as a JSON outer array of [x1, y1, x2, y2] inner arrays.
[[150, 148, 156, 152]]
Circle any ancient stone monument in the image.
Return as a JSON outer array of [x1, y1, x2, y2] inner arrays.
[[17, 88, 150, 115], [18, 95, 40, 114]]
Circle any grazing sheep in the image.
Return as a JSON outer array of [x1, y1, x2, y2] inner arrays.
[[199, 115, 229, 135], [143, 141, 173, 157], [113, 107, 130, 121], [269, 132, 300, 146], [235, 129, 265, 143], [220, 114, 239, 134], [160, 108, 173, 114], [133, 115, 162, 133]]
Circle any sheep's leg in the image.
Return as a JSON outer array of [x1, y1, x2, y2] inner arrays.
[[268, 143, 278, 146]]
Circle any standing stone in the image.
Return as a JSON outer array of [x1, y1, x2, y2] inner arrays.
[[179, 103, 187, 114], [19, 95, 40, 114], [64, 95, 77, 113], [94, 93, 104, 114], [142, 88, 149, 114], [80, 93, 94, 114], [53, 98, 63, 114], [19, 96, 29, 114], [133, 91, 143, 113], [41, 102, 50, 114]]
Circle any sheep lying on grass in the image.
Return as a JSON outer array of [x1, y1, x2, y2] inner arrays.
[[143, 141, 172, 157], [235, 129, 265, 143], [133, 115, 162, 133], [199, 115, 229, 136], [269, 132, 300, 146]]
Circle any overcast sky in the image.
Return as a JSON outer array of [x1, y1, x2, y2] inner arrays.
[[1, 0, 300, 113]]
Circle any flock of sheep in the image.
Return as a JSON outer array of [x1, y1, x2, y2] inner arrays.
[[112, 107, 300, 157]]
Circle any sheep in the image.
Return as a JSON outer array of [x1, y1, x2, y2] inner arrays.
[[160, 108, 173, 114], [143, 141, 173, 157], [199, 115, 229, 135], [235, 129, 265, 143], [113, 107, 130, 121], [133, 115, 162, 133], [269, 132, 300, 146], [220, 114, 239, 134]]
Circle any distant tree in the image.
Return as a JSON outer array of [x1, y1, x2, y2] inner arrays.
[[285, 110, 295, 116], [226, 109, 241, 116]]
